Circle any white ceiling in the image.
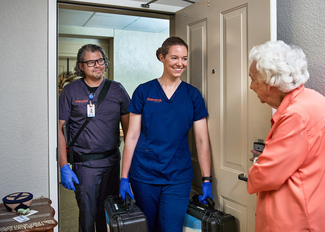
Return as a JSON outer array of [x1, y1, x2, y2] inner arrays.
[[59, 9, 171, 33], [59, 0, 200, 34]]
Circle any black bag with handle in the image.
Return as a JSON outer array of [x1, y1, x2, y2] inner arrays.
[[104, 194, 149, 232], [183, 194, 238, 232]]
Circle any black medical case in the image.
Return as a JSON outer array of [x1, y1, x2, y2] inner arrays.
[[183, 194, 238, 232], [104, 194, 149, 232]]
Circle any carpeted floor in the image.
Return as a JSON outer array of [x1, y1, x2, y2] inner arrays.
[[59, 183, 79, 232]]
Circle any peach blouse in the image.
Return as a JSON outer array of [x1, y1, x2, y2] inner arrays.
[[248, 86, 325, 232]]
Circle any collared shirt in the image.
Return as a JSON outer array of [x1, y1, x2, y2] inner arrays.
[[248, 85, 325, 232]]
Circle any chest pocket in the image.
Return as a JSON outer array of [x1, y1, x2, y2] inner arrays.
[[71, 101, 87, 118]]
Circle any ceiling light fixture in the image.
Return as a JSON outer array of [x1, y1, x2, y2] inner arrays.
[[182, 0, 196, 3], [141, 0, 158, 8], [141, 0, 196, 9]]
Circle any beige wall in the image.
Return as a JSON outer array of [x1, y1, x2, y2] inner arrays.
[[277, 0, 325, 96], [0, 0, 50, 199], [113, 30, 167, 96]]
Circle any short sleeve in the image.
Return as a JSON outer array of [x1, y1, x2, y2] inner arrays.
[[128, 84, 146, 114], [118, 83, 131, 115], [192, 88, 208, 121], [59, 87, 72, 121]]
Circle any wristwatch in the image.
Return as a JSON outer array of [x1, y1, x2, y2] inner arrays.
[[202, 176, 212, 182]]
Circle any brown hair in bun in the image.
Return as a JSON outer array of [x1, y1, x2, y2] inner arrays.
[[156, 36, 188, 61]]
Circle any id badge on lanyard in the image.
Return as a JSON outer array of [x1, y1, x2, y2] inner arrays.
[[87, 93, 95, 117]]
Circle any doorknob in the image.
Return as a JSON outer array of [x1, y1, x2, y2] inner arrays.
[[238, 173, 248, 182]]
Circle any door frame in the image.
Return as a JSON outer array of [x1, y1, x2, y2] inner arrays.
[[49, 1, 277, 231], [48, 1, 58, 231], [49, 1, 177, 231], [270, 0, 277, 41]]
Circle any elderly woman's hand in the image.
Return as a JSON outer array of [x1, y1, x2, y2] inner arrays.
[[250, 149, 262, 162]]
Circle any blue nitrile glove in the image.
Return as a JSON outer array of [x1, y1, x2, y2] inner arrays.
[[119, 177, 134, 201], [198, 182, 213, 204], [60, 164, 79, 191]]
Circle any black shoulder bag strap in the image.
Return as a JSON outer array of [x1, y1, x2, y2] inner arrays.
[[68, 79, 112, 163]]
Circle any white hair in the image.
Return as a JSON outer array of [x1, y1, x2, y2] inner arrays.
[[249, 40, 309, 93]]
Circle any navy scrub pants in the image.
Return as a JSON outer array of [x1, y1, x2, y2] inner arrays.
[[73, 162, 120, 232], [130, 179, 192, 232]]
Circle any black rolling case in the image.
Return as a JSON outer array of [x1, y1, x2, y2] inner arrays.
[[104, 194, 149, 232], [183, 194, 238, 232]]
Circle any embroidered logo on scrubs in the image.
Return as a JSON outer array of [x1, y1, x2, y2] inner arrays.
[[75, 100, 88, 103], [147, 98, 162, 103]]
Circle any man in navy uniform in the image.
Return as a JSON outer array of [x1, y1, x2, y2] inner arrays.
[[58, 44, 130, 232]]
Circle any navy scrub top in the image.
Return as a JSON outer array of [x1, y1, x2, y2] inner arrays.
[[128, 79, 208, 185]]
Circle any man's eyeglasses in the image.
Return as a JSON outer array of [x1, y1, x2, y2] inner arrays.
[[81, 58, 105, 67]]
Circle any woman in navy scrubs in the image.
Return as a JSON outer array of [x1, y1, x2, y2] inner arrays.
[[119, 36, 212, 232]]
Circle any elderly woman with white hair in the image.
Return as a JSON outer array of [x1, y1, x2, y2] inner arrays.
[[247, 40, 325, 232]]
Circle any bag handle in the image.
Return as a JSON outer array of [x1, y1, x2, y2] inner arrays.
[[192, 194, 215, 210], [124, 193, 137, 212]]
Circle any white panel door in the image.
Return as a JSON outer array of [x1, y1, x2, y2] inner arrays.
[[176, 0, 275, 231]]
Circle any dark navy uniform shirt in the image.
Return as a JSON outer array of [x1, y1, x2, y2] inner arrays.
[[128, 79, 208, 184], [59, 78, 130, 166]]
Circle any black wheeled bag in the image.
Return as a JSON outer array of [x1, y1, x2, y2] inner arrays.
[[104, 194, 149, 232], [183, 194, 238, 232]]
